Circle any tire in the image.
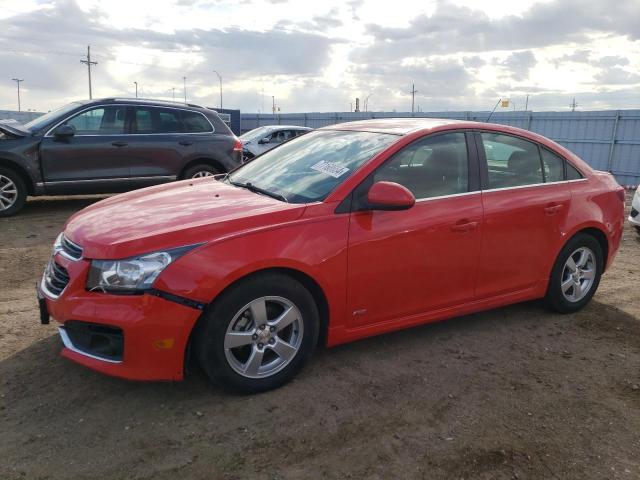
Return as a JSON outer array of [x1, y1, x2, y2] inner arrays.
[[0, 167, 27, 217], [183, 164, 220, 179], [545, 233, 603, 314], [195, 272, 320, 393]]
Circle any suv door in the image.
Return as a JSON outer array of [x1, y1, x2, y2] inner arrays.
[[39, 105, 132, 194], [346, 131, 483, 328], [124, 106, 202, 189], [474, 131, 571, 299]]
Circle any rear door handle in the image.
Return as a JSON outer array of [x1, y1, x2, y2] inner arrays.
[[544, 203, 563, 215], [450, 220, 478, 233], [179, 140, 193, 146], [111, 141, 128, 147]]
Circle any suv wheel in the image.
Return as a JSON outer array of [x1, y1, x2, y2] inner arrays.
[[0, 167, 27, 217], [183, 164, 220, 179], [545, 233, 603, 313], [195, 272, 319, 393]]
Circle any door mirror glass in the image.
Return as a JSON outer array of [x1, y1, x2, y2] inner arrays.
[[54, 124, 76, 138], [366, 181, 415, 211]]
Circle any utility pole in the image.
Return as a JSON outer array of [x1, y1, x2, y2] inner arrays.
[[364, 93, 373, 112], [212, 70, 222, 109], [11, 78, 23, 112], [524, 94, 529, 111], [355, 97, 360, 112], [272, 95, 275, 114], [172, 87, 175, 100], [183, 77, 187, 103], [409, 84, 418, 113], [80, 45, 97, 99], [134, 81, 138, 98], [570, 97, 578, 112]]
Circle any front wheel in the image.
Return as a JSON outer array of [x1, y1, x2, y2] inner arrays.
[[545, 233, 603, 313], [0, 167, 27, 217], [183, 164, 220, 179], [195, 273, 319, 393]]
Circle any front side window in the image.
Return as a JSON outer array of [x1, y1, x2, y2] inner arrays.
[[481, 133, 543, 188], [373, 132, 469, 199], [228, 130, 397, 203], [63, 106, 126, 135]]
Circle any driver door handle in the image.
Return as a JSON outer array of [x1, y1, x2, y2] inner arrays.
[[111, 141, 128, 147], [450, 220, 478, 233]]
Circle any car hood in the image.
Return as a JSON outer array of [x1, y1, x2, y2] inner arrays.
[[0, 120, 31, 137], [64, 178, 306, 259]]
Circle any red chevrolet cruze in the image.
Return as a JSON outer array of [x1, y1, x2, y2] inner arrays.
[[38, 119, 625, 392]]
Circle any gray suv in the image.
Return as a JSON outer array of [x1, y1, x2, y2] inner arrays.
[[0, 98, 242, 216]]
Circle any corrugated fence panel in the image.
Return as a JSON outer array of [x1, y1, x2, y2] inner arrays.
[[240, 109, 640, 185]]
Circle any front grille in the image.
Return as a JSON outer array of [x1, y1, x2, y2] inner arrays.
[[60, 235, 83, 260], [62, 321, 124, 362], [43, 260, 70, 297], [631, 207, 639, 218]]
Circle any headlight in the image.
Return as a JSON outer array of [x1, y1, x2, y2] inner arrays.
[[86, 245, 199, 293]]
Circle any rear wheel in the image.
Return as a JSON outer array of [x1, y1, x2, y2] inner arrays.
[[195, 272, 319, 393], [545, 233, 603, 313], [183, 164, 220, 179], [0, 167, 27, 217]]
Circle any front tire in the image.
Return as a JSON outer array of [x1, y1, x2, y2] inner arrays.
[[0, 167, 27, 217], [195, 272, 319, 393], [545, 233, 603, 313]]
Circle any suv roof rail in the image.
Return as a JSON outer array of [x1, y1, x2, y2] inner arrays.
[[96, 97, 207, 109]]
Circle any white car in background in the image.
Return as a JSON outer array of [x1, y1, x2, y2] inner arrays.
[[240, 125, 312, 161], [629, 188, 640, 234]]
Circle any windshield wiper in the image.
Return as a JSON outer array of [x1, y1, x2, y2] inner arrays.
[[230, 180, 289, 203]]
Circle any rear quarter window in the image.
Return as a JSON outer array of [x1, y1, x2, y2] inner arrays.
[[180, 111, 213, 133], [566, 162, 583, 180]]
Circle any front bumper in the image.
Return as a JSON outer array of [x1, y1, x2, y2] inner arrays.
[[629, 208, 640, 227], [39, 252, 202, 381]]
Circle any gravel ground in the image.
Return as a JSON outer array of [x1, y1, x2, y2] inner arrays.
[[0, 193, 639, 480]]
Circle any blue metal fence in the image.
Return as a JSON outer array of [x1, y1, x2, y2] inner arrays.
[[241, 110, 640, 186]]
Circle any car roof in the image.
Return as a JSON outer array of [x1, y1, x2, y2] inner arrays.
[[320, 118, 475, 135], [90, 97, 209, 110]]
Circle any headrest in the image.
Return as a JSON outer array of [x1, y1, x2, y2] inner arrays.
[[508, 151, 539, 174]]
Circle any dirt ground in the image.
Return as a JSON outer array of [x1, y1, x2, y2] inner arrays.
[[1, 193, 639, 480]]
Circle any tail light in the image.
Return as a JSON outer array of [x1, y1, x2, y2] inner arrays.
[[616, 188, 625, 203], [233, 138, 243, 152]]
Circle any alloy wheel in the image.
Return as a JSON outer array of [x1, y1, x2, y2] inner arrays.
[[0, 175, 18, 211], [561, 247, 596, 302], [191, 170, 215, 178], [224, 296, 304, 379]]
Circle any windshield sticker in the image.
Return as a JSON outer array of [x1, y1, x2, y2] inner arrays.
[[311, 160, 349, 178]]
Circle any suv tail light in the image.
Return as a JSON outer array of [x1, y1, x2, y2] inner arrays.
[[233, 138, 243, 152]]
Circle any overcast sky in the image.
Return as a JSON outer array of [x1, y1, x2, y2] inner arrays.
[[1, 0, 639, 113]]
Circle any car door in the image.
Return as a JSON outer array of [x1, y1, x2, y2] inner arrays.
[[474, 131, 571, 299], [346, 131, 483, 328], [124, 106, 200, 189], [39, 105, 132, 194]]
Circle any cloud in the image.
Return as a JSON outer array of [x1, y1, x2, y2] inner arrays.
[[594, 67, 640, 85], [499, 50, 536, 81]]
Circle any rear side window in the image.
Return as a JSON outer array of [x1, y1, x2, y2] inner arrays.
[[133, 108, 154, 134], [180, 111, 213, 133], [373, 132, 469, 200], [481, 133, 543, 188], [566, 162, 583, 180], [157, 109, 183, 133], [541, 148, 564, 182]]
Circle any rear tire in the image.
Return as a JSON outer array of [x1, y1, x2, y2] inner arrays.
[[195, 272, 319, 393], [183, 164, 220, 179], [545, 233, 603, 313], [0, 167, 27, 217]]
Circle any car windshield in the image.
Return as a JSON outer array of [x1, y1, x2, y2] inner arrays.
[[23, 102, 83, 132], [227, 130, 398, 203], [240, 126, 272, 143]]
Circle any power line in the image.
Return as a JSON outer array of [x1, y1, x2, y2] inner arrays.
[[80, 45, 98, 99]]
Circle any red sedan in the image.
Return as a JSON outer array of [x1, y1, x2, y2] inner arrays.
[[38, 118, 625, 392]]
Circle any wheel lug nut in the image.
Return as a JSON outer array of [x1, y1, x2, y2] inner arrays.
[[269, 338, 275, 344], [269, 326, 275, 332], [252, 334, 258, 340], [259, 324, 266, 330], [258, 343, 264, 349]]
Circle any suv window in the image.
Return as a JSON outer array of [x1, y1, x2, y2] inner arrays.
[[481, 133, 543, 188], [133, 108, 154, 134], [157, 109, 183, 133], [180, 111, 213, 133], [373, 132, 469, 200], [63, 106, 126, 135]]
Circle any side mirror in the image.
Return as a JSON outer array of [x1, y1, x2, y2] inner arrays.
[[258, 137, 270, 144], [54, 124, 76, 139], [366, 181, 415, 211]]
